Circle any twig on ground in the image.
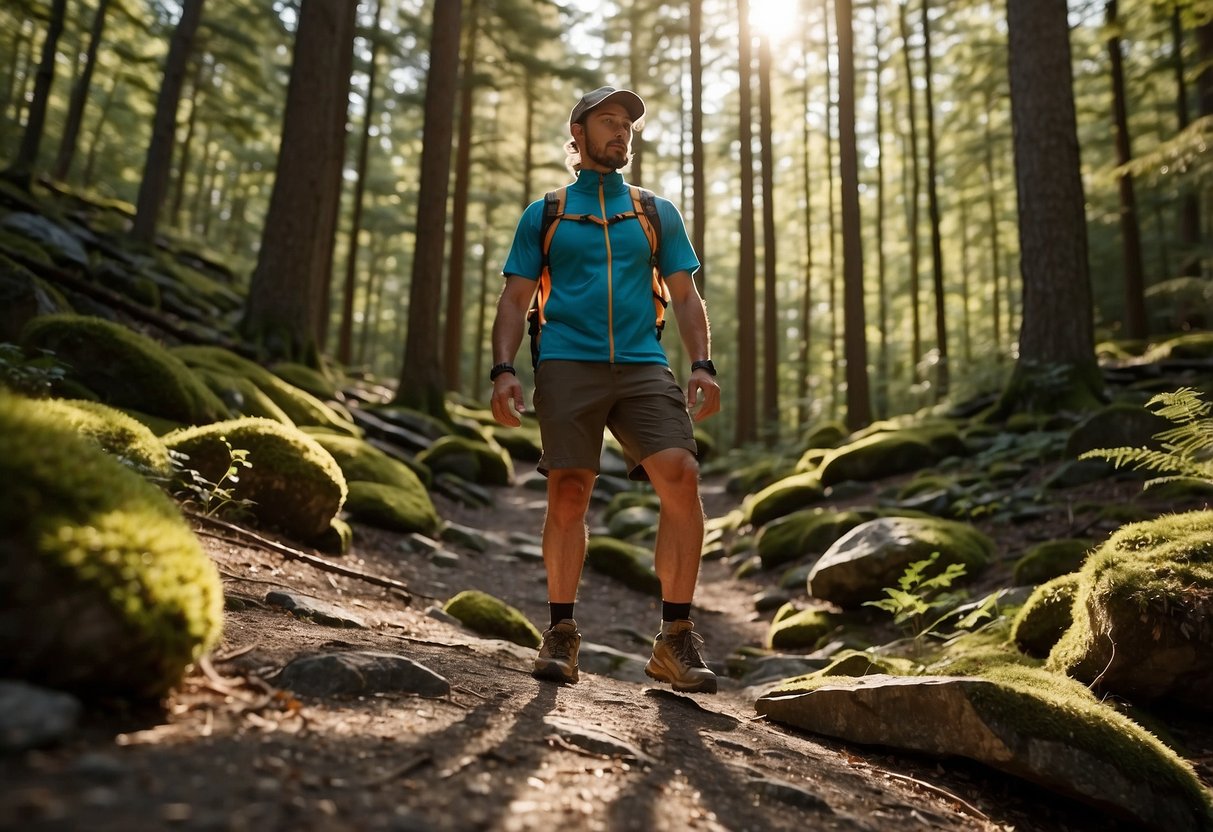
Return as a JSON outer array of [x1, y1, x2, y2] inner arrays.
[[190, 512, 412, 601], [879, 769, 991, 822]]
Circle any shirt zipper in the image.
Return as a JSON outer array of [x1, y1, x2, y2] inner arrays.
[[598, 176, 614, 363]]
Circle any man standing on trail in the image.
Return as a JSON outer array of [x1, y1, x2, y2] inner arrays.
[[489, 86, 722, 694]]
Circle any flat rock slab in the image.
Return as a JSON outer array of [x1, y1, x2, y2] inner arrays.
[[0, 681, 81, 751], [266, 591, 366, 628], [274, 651, 450, 698]]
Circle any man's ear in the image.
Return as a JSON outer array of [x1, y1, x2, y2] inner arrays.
[[570, 122, 585, 145]]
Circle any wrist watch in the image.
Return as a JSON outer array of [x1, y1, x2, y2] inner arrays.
[[489, 362, 516, 381], [690, 359, 717, 376]]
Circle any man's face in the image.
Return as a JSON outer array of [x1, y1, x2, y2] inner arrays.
[[575, 102, 633, 171]]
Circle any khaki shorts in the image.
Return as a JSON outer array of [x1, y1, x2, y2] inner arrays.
[[533, 360, 697, 481]]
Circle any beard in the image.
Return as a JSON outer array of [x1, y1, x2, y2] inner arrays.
[[583, 135, 630, 171]]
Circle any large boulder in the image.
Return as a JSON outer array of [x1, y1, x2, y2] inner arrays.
[[416, 434, 513, 486], [164, 418, 347, 541], [1012, 573, 1079, 658], [21, 314, 228, 425], [756, 507, 879, 570], [807, 516, 993, 608], [344, 481, 440, 536], [756, 668, 1213, 832], [0, 393, 224, 697], [742, 471, 825, 528], [1047, 510, 1213, 710], [0, 253, 73, 342], [817, 425, 966, 487], [586, 536, 661, 595], [443, 590, 541, 648]]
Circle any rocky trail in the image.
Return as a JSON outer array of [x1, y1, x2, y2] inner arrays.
[[5, 461, 1201, 832]]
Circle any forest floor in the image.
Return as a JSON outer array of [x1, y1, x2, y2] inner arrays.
[[2, 466, 1210, 832]]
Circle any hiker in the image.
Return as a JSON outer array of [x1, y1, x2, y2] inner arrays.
[[489, 86, 722, 694]]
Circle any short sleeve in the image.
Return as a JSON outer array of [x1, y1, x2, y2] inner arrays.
[[501, 198, 546, 281], [654, 198, 700, 278]]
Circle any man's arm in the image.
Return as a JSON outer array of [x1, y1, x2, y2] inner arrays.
[[666, 270, 720, 422], [489, 275, 536, 427]]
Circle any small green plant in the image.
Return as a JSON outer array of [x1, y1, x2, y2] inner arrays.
[[864, 553, 1001, 659], [1080, 387, 1213, 489], [0, 343, 67, 396], [172, 436, 255, 519]]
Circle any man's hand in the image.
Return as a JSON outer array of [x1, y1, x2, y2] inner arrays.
[[686, 370, 720, 422], [491, 374, 526, 427]]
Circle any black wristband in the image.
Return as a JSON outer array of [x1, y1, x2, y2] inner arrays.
[[690, 359, 717, 376], [490, 362, 516, 382]]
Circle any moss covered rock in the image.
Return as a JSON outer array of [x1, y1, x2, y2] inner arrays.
[[767, 608, 840, 650], [1012, 574, 1079, 658], [21, 314, 228, 425], [1013, 538, 1093, 585], [817, 426, 965, 487], [0, 253, 73, 342], [742, 471, 825, 528], [417, 434, 513, 486], [344, 481, 440, 536], [807, 516, 994, 608], [271, 361, 340, 401], [443, 590, 541, 648], [0, 393, 224, 697], [37, 398, 172, 478], [191, 366, 295, 426], [756, 507, 878, 570], [586, 536, 662, 595], [165, 418, 347, 541], [1047, 510, 1213, 710], [172, 345, 357, 436], [308, 433, 429, 494]]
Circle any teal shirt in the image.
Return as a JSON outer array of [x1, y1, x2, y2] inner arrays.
[[503, 170, 700, 365]]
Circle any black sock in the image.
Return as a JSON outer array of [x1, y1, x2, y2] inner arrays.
[[662, 601, 692, 622], [549, 602, 575, 627]]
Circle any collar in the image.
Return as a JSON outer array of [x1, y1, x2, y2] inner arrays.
[[570, 169, 628, 196]]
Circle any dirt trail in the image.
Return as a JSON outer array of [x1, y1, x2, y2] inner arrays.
[[0, 476, 1156, 831]]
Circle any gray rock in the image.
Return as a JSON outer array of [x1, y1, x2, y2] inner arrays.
[[275, 651, 450, 698], [1, 213, 90, 269], [265, 591, 366, 628], [440, 521, 491, 553], [577, 642, 650, 683], [543, 715, 652, 764], [606, 505, 660, 540], [756, 674, 1213, 832], [0, 681, 81, 751]]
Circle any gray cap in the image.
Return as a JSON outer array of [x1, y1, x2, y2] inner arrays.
[[569, 86, 646, 125]]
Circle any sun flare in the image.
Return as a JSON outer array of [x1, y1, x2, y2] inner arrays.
[[749, 0, 801, 42]]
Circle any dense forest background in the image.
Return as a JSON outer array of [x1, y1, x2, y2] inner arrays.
[[4, 0, 1212, 450]]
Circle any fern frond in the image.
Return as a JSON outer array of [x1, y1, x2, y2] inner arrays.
[[1147, 388, 1211, 424]]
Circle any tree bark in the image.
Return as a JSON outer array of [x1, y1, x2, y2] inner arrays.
[[758, 31, 779, 443], [394, 0, 463, 419], [1000, 0, 1103, 413], [734, 0, 758, 446], [3, 0, 67, 190], [51, 0, 111, 182], [921, 0, 949, 397], [240, 0, 356, 365], [131, 0, 206, 245], [1172, 7, 1201, 276], [835, 0, 872, 431], [690, 0, 707, 298], [897, 0, 922, 385]]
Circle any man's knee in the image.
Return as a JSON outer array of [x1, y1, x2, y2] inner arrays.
[[647, 449, 701, 499], [546, 470, 595, 518]]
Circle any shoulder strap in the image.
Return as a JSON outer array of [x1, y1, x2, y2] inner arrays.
[[629, 186, 670, 340], [539, 187, 566, 267]]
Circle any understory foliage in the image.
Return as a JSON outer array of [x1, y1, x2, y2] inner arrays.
[[1081, 388, 1213, 488]]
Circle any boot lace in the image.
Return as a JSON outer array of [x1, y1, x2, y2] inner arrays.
[[667, 629, 707, 668], [543, 628, 576, 658]]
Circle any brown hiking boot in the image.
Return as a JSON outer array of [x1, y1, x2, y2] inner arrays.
[[645, 619, 717, 694], [533, 619, 581, 684]]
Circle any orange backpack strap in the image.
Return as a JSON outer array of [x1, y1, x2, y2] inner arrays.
[[631, 186, 670, 340], [528, 188, 566, 368]]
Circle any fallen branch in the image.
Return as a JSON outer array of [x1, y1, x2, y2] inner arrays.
[[189, 512, 411, 602]]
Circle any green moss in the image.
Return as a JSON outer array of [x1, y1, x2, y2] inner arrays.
[[756, 507, 875, 570], [0, 253, 73, 342], [308, 433, 429, 492], [172, 345, 358, 436], [767, 608, 839, 650], [742, 471, 825, 527], [272, 361, 340, 400], [315, 517, 353, 556], [1012, 574, 1079, 658], [0, 229, 54, 267], [191, 366, 295, 425], [36, 398, 172, 477], [165, 418, 347, 541], [1143, 332, 1213, 362], [802, 420, 849, 450], [818, 650, 916, 678], [0, 393, 224, 697], [344, 481, 440, 535], [488, 423, 543, 462], [586, 536, 662, 595], [1013, 538, 1093, 585], [1047, 510, 1213, 707], [416, 434, 513, 486], [443, 590, 541, 648], [817, 425, 964, 487], [21, 314, 228, 424]]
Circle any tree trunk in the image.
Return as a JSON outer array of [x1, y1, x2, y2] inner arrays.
[[240, 0, 356, 365], [81, 74, 120, 189], [921, 0, 949, 397], [797, 0, 815, 426], [1173, 7, 1201, 276], [394, 0, 463, 420], [734, 0, 758, 446], [170, 59, 208, 229], [3, 0, 67, 190], [824, 3, 839, 419], [1107, 0, 1147, 340], [443, 0, 480, 394], [51, 0, 111, 182], [1000, 0, 1103, 414], [835, 0, 871, 431], [338, 0, 384, 367], [982, 85, 1004, 355], [758, 31, 779, 444], [130, 0, 206, 245], [690, 0, 707, 298], [897, 0, 922, 385], [873, 4, 889, 419]]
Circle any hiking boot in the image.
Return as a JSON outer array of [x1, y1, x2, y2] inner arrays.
[[533, 619, 581, 684], [645, 619, 717, 694]]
